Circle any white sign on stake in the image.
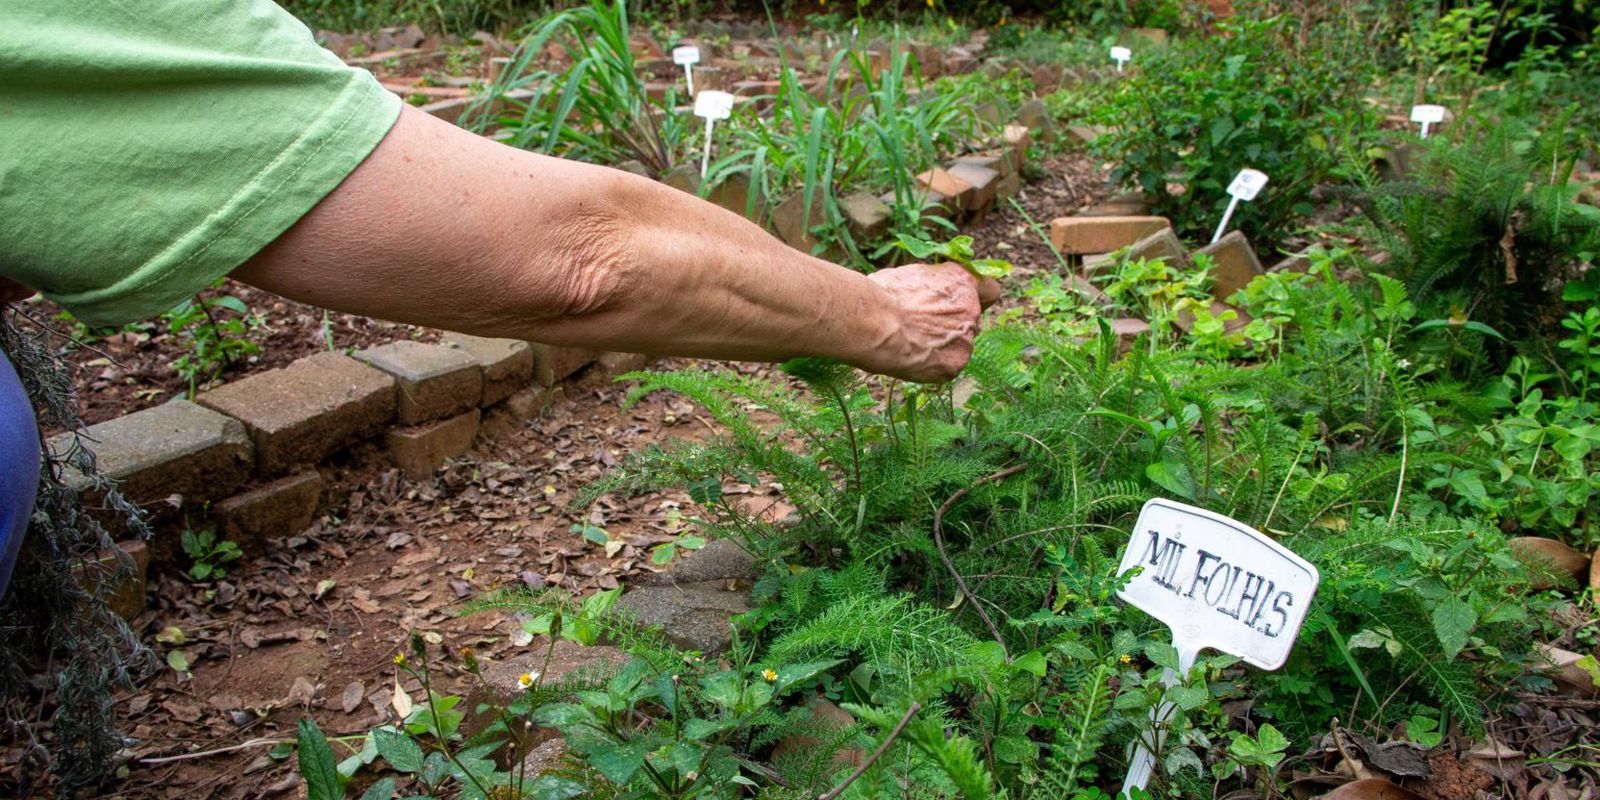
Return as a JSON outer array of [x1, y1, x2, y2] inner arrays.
[[1115, 498, 1320, 797], [1110, 46, 1132, 72], [1410, 104, 1446, 139], [693, 90, 734, 179], [673, 45, 701, 96], [1211, 168, 1269, 244]]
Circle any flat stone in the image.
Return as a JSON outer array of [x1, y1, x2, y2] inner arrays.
[[955, 152, 1011, 178], [662, 164, 701, 196], [52, 399, 253, 510], [92, 540, 149, 622], [388, 409, 479, 478], [946, 161, 1000, 211], [527, 342, 598, 385], [598, 351, 652, 379], [707, 172, 763, 222], [916, 168, 975, 209], [480, 639, 634, 704], [995, 171, 1021, 199], [440, 333, 534, 407], [1001, 125, 1031, 172], [691, 65, 725, 92], [519, 738, 568, 781], [216, 470, 323, 548], [1016, 98, 1055, 143], [1031, 63, 1063, 93], [199, 352, 396, 476], [635, 538, 758, 587], [355, 341, 481, 424], [1270, 254, 1312, 273], [840, 192, 891, 241], [880, 187, 953, 219], [1109, 318, 1151, 354], [774, 190, 828, 254], [613, 584, 750, 655], [1049, 216, 1171, 255], [1196, 230, 1265, 301], [1083, 226, 1186, 280]]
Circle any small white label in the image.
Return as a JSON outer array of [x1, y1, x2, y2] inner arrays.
[[1116, 498, 1318, 670], [1226, 168, 1269, 201], [693, 89, 734, 121], [673, 45, 701, 66], [1410, 104, 1446, 124], [1110, 46, 1132, 63]]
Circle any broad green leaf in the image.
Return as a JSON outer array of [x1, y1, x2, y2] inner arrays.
[[701, 671, 743, 708], [590, 740, 648, 785], [1167, 684, 1209, 711], [296, 718, 344, 800], [968, 258, 1014, 278], [1430, 595, 1477, 660], [532, 775, 589, 800], [1012, 650, 1047, 677], [683, 716, 738, 740], [359, 777, 397, 800], [532, 703, 595, 728], [374, 727, 424, 773]]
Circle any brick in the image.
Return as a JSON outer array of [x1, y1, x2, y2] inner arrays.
[[528, 342, 599, 385], [441, 333, 534, 407], [1196, 230, 1265, 301], [92, 540, 149, 622], [881, 187, 953, 219], [216, 470, 323, 547], [1031, 63, 1063, 93], [1049, 216, 1171, 255], [910, 41, 943, 76], [955, 152, 1011, 178], [355, 341, 482, 424], [388, 409, 480, 478], [691, 65, 725, 92], [198, 352, 396, 476], [51, 399, 253, 511], [661, 164, 701, 196], [419, 97, 472, 125], [1270, 254, 1312, 274], [1002, 124, 1031, 173], [995, 171, 1021, 199], [1083, 227, 1186, 280], [598, 351, 652, 379], [1110, 318, 1151, 354], [946, 161, 1000, 211], [774, 190, 828, 254], [707, 172, 764, 222], [1016, 98, 1055, 143], [840, 192, 891, 241]]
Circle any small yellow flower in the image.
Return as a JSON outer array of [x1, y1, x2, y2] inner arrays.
[[762, 668, 778, 682], [926, 0, 934, 7], [1119, 654, 1132, 664], [394, 653, 407, 666], [518, 672, 536, 689]]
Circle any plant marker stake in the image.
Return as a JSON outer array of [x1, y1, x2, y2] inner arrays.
[[693, 90, 734, 180], [1110, 46, 1132, 72], [1410, 104, 1445, 139], [673, 45, 701, 96], [1211, 168, 1268, 245], [1114, 499, 1319, 798]]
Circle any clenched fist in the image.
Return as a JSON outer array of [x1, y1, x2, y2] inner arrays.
[[857, 262, 1001, 383]]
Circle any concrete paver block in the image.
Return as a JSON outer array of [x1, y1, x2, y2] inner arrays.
[[356, 341, 482, 424], [197, 352, 396, 476], [441, 333, 534, 407], [52, 399, 253, 509]]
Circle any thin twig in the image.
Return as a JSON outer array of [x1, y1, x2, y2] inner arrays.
[[932, 463, 1028, 661], [138, 737, 288, 765], [817, 702, 922, 800]]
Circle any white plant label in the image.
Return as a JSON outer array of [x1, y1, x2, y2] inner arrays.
[[693, 90, 735, 179], [673, 45, 701, 95], [1212, 168, 1269, 244], [1110, 46, 1132, 71], [1116, 498, 1319, 796], [1410, 104, 1446, 138]]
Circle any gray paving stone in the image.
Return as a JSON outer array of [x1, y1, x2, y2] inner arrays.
[[614, 584, 751, 655], [52, 399, 253, 509], [197, 352, 395, 476], [441, 333, 534, 407], [356, 341, 482, 424]]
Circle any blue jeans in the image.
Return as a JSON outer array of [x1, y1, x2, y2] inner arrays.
[[0, 351, 40, 598]]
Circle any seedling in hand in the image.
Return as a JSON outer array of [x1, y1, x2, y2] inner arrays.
[[673, 45, 701, 96], [1410, 104, 1445, 138], [693, 90, 734, 179], [892, 234, 1013, 279], [1211, 168, 1268, 244], [1111, 46, 1132, 72]]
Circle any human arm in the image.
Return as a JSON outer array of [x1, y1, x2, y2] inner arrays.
[[230, 105, 997, 383]]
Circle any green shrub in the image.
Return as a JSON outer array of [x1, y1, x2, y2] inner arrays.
[[1088, 14, 1376, 246]]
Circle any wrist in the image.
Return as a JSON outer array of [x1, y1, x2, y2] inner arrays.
[[837, 271, 910, 374]]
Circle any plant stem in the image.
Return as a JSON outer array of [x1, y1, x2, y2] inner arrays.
[[932, 463, 1028, 660], [817, 701, 922, 800]]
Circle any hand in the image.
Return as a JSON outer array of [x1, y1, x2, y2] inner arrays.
[[0, 277, 36, 305], [861, 262, 1001, 383]]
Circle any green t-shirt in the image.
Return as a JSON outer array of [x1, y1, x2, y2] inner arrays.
[[0, 1, 401, 326]]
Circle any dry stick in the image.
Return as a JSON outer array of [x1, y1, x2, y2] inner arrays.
[[932, 463, 1029, 661], [817, 701, 923, 800], [139, 737, 289, 765]]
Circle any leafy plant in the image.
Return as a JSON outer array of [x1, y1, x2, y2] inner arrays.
[[180, 526, 242, 581], [163, 282, 263, 397]]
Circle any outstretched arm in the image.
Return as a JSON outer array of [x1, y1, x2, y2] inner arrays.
[[230, 105, 996, 383]]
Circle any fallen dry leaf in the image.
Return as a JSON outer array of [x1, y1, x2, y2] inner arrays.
[[1318, 778, 1424, 800], [1508, 537, 1588, 589], [341, 681, 365, 714]]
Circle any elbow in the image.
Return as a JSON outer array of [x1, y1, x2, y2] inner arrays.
[[515, 175, 644, 321]]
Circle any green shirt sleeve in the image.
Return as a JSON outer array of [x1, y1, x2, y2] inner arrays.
[[0, 0, 402, 327]]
